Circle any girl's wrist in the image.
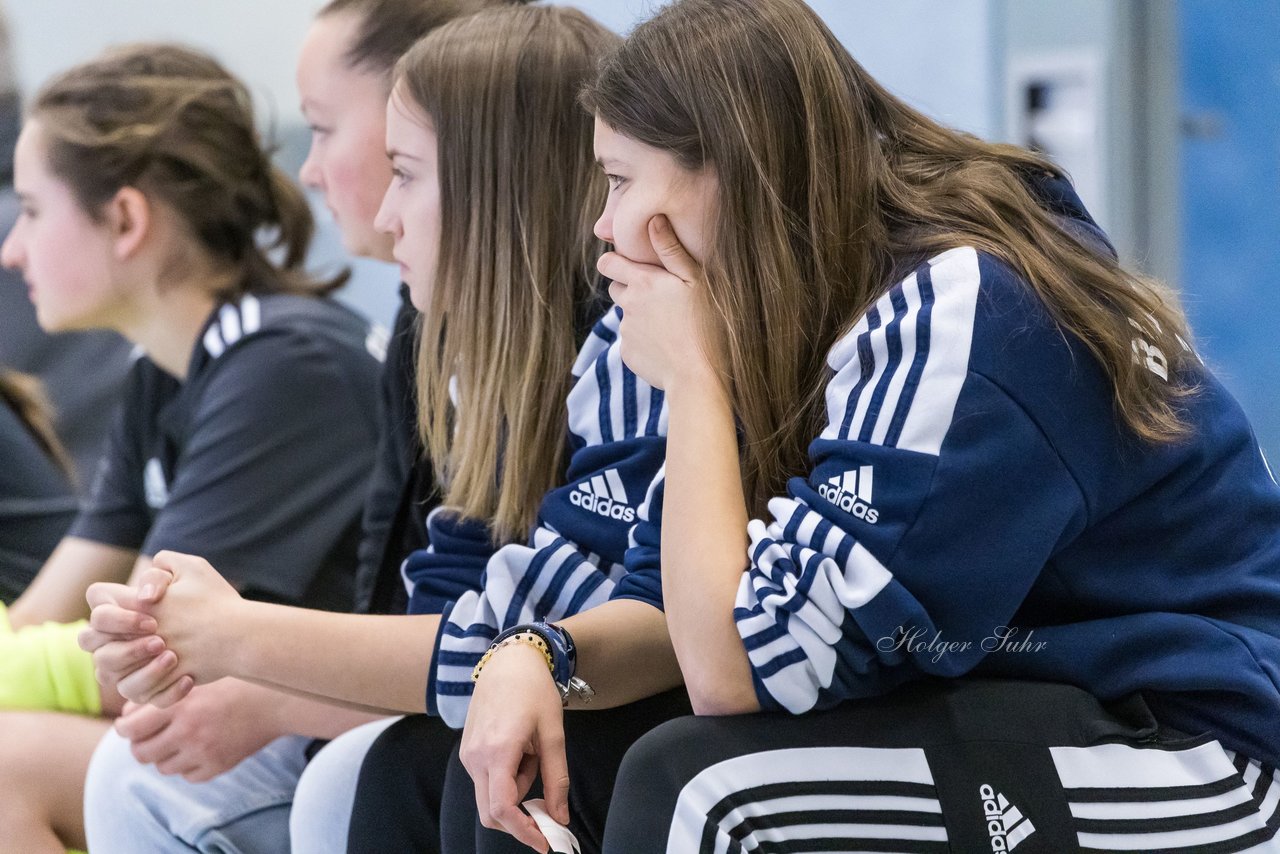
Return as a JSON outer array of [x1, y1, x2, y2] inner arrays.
[[223, 597, 267, 682], [664, 361, 728, 405], [479, 639, 559, 696]]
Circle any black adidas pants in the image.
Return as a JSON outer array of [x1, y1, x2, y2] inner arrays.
[[345, 690, 693, 853], [605, 680, 1278, 854]]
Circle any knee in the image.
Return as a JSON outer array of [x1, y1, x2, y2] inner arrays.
[[0, 713, 67, 826], [290, 718, 401, 853], [0, 732, 40, 825], [0, 712, 69, 796], [289, 738, 356, 836], [605, 717, 717, 854], [615, 715, 710, 787]]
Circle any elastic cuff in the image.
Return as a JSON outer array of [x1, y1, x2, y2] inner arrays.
[[425, 600, 456, 718]]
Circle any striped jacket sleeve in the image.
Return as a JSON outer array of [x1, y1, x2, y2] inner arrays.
[[735, 247, 1088, 713], [401, 509, 494, 616], [429, 306, 669, 726]]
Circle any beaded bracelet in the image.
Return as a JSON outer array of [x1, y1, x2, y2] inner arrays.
[[471, 631, 554, 683]]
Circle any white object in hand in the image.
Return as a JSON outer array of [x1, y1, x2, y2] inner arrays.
[[523, 798, 581, 854]]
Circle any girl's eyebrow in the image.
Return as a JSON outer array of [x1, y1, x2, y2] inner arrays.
[[386, 149, 423, 162]]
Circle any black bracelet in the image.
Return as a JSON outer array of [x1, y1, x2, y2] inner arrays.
[[528, 621, 574, 685], [497, 621, 592, 706]]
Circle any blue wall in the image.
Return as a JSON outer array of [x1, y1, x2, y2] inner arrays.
[[1180, 0, 1280, 462]]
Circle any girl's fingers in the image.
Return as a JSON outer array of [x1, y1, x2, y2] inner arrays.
[[598, 251, 668, 290], [88, 602, 158, 636], [147, 674, 195, 709], [538, 728, 572, 826], [94, 636, 167, 686], [116, 649, 181, 704], [648, 214, 701, 282], [86, 581, 138, 610], [134, 565, 177, 604], [115, 701, 173, 742], [488, 757, 549, 851]]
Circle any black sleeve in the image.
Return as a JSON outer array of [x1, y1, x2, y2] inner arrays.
[[0, 399, 78, 601], [67, 363, 153, 551], [352, 296, 420, 613], [141, 331, 379, 605]]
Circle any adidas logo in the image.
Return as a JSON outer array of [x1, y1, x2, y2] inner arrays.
[[570, 469, 635, 523], [816, 466, 879, 524], [979, 784, 1035, 851]]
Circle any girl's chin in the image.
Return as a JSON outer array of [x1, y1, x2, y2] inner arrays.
[[406, 281, 431, 313]]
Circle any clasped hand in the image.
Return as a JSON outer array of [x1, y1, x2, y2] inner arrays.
[[78, 550, 241, 708]]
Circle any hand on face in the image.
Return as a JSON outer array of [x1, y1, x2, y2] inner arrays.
[[599, 215, 724, 395], [81, 550, 242, 707], [459, 641, 570, 852]]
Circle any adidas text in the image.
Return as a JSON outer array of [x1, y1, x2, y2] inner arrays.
[[979, 784, 1036, 852], [570, 490, 635, 522], [817, 483, 879, 523]]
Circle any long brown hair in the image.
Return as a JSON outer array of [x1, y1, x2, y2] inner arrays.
[[397, 6, 615, 543], [0, 370, 74, 481], [30, 44, 330, 298], [584, 0, 1195, 516]]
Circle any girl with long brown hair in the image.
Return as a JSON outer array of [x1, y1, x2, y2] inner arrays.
[[441, 0, 1280, 851], [0, 43, 384, 854]]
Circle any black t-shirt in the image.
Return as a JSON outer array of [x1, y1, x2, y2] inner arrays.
[[352, 287, 436, 615], [0, 397, 78, 602], [69, 292, 383, 611]]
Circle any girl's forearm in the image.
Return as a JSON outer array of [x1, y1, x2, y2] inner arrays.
[[224, 603, 442, 714], [559, 598, 683, 709], [660, 378, 760, 715], [9, 538, 139, 629], [259, 685, 392, 738]]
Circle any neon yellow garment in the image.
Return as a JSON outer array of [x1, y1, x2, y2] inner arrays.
[[0, 602, 101, 715]]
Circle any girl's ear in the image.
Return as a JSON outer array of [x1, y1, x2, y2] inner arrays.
[[105, 186, 151, 261]]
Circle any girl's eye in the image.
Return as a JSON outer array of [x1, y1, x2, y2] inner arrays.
[[391, 166, 412, 185], [308, 125, 330, 138], [605, 174, 625, 190]]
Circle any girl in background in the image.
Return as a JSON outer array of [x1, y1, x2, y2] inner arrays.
[[0, 370, 76, 603], [0, 44, 383, 854]]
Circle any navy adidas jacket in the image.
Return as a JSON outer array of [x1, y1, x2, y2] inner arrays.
[[400, 307, 668, 726], [727, 239, 1280, 765]]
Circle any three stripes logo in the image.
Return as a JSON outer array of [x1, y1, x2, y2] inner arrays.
[[979, 784, 1036, 851], [817, 466, 879, 524], [569, 469, 635, 523]]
